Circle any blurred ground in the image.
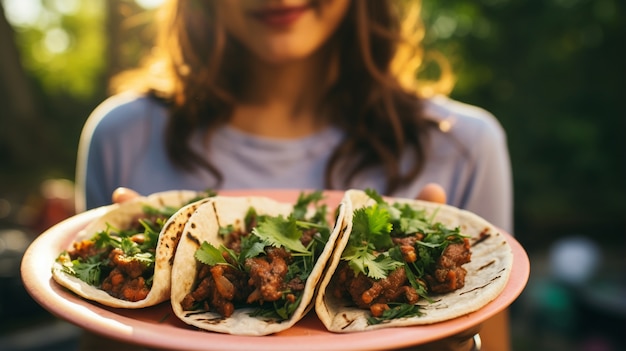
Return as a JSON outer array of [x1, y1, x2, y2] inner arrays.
[[1, 179, 624, 351]]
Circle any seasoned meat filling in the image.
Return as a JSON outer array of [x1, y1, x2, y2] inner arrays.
[[183, 245, 306, 318], [68, 240, 105, 260], [181, 260, 251, 318], [246, 248, 291, 303], [99, 248, 152, 300], [331, 237, 471, 317], [331, 263, 420, 317], [425, 238, 471, 293]]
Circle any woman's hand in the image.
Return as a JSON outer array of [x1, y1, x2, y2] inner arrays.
[[111, 187, 140, 203], [416, 183, 447, 204]]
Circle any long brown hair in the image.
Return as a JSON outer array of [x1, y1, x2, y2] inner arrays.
[[111, 0, 454, 194]]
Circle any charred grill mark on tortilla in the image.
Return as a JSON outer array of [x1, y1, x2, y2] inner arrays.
[[340, 314, 355, 330], [459, 269, 506, 295], [166, 201, 208, 266], [477, 260, 496, 271], [167, 226, 185, 265], [186, 231, 201, 246], [211, 201, 221, 226], [472, 231, 492, 246], [163, 221, 175, 233], [184, 311, 202, 317], [185, 313, 224, 324], [196, 319, 223, 325]]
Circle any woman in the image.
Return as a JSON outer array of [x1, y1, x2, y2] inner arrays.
[[76, 1, 512, 350]]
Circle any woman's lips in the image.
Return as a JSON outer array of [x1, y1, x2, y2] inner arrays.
[[250, 5, 311, 28]]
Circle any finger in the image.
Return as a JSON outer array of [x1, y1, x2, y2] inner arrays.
[[416, 183, 447, 204], [111, 187, 141, 204]]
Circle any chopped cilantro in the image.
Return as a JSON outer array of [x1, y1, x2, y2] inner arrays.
[[59, 255, 103, 286], [342, 204, 399, 279], [343, 189, 468, 301], [218, 224, 236, 238], [194, 242, 235, 267], [239, 234, 268, 261], [292, 190, 325, 220], [253, 216, 310, 255]]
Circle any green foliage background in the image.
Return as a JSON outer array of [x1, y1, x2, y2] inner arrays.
[[420, 0, 624, 249], [2, 0, 624, 251]]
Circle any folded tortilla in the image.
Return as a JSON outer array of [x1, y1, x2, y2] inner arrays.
[[170, 195, 348, 336], [51, 190, 211, 308], [315, 189, 514, 332]]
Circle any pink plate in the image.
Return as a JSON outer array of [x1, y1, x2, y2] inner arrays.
[[21, 189, 530, 351]]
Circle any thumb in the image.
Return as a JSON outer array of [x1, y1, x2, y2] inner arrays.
[[111, 187, 141, 204], [416, 183, 447, 204]]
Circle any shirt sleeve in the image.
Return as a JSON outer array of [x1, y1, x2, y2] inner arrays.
[[459, 115, 514, 233], [418, 96, 514, 233], [75, 100, 117, 212], [75, 94, 149, 212]]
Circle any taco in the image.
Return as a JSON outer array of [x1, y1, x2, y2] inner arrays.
[[315, 189, 513, 332], [51, 189, 215, 308], [170, 191, 347, 336]]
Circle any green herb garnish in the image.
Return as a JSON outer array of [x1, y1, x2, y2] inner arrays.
[[366, 303, 424, 325]]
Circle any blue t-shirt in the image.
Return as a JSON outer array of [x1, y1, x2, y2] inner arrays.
[[76, 93, 513, 232]]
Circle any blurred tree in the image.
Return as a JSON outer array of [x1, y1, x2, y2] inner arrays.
[[104, 0, 159, 88], [0, 0, 109, 228], [0, 0, 160, 228], [0, 1, 52, 206], [0, 3, 38, 122], [421, 0, 625, 248], [3, 0, 107, 98]]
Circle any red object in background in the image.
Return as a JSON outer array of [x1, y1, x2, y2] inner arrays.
[[33, 179, 75, 233]]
